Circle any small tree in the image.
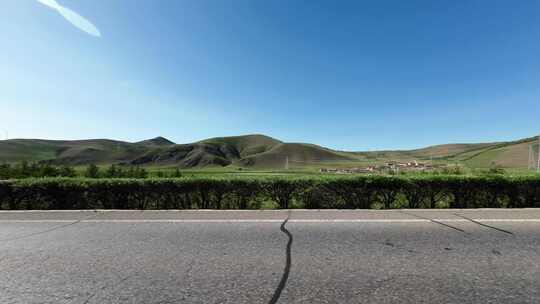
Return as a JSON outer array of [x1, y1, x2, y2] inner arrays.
[[104, 164, 118, 178], [172, 168, 182, 178], [0, 163, 12, 179], [489, 162, 505, 175], [59, 165, 77, 177], [84, 164, 100, 178], [126, 166, 136, 178], [39, 163, 60, 177], [135, 166, 148, 179], [19, 161, 31, 177]]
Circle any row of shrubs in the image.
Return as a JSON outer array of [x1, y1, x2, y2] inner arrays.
[[0, 162, 188, 179], [1, 175, 539, 210], [0, 162, 78, 179]]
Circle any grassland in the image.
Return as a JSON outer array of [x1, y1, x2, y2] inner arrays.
[[1, 134, 538, 171]]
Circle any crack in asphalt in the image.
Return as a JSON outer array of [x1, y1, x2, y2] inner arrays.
[[399, 211, 467, 234], [0, 211, 103, 242], [453, 213, 513, 235], [268, 214, 293, 304]]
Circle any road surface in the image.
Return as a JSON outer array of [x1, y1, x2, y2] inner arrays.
[[1, 209, 540, 303]]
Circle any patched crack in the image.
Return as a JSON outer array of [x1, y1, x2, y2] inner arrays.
[[453, 213, 513, 235], [268, 214, 293, 304], [399, 211, 467, 234], [0, 211, 103, 242]]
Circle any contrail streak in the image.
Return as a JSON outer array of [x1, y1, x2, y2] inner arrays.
[[37, 0, 101, 37]]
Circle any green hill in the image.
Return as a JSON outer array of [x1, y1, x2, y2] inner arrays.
[[130, 134, 282, 168], [239, 143, 357, 168], [0, 138, 169, 165], [131, 136, 358, 169], [199, 134, 282, 158], [135, 136, 175, 147], [352, 137, 538, 169], [456, 137, 538, 168], [0, 134, 537, 169], [131, 142, 239, 167]]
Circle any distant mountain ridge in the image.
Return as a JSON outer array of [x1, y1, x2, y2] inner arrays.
[[0, 134, 537, 169], [136, 136, 176, 146]]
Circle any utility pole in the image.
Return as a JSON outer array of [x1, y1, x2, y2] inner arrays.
[[537, 135, 540, 172], [285, 156, 289, 170], [529, 144, 533, 170]]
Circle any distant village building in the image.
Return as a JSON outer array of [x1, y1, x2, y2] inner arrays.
[[320, 160, 435, 174]]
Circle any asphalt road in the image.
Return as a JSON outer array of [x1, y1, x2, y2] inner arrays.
[[1, 209, 540, 304]]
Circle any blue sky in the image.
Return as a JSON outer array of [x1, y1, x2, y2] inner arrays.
[[1, 0, 539, 150]]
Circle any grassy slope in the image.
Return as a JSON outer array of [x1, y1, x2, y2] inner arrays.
[[349, 138, 537, 169], [135, 136, 176, 146], [461, 138, 537, 168], [1, 135, 537, 169], [0, 139, 60, 162], [199, 134, 282, 157], [130, 135, 283, 168], [132, 143, 238, 167], [0, 139, 163, 165], [352, 143, 495, 163], [239, 142, 358, 169]]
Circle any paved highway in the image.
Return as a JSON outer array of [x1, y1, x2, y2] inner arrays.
[[1, 209, 540, 303]]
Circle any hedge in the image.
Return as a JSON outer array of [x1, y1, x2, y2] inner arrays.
[[0, 175, 539, 210]]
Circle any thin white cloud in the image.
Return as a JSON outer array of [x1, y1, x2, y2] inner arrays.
[[37, 0, 101, 37], [37, 0, 61, 9]]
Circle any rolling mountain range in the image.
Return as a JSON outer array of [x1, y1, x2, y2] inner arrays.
[[0, 134, 537, 169]]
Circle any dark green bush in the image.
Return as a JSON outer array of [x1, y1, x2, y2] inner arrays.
[[0, 175, 539, 210]]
